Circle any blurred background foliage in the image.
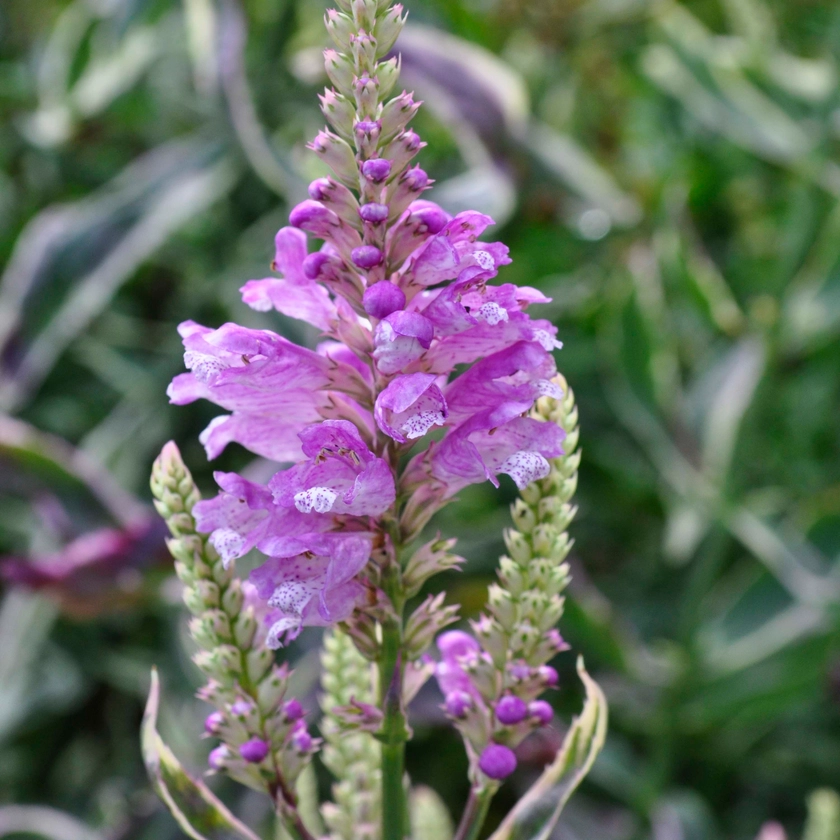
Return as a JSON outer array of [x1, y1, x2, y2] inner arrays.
[[1, 0, 839, 838]]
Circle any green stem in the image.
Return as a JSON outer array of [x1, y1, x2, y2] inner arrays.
[[453, 786, 496, 840], [379, 615, 408, 840]]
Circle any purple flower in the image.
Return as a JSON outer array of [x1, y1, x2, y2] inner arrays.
[[249, 532, 371, 646], [479, 743, 517, 780], [208, 745, 229, 770], [444, 690, 473, 718], [269, 421, 395, 516], [373, 311, 434, 374], [283, 699, 304, 721], [240, 227, 337, 330], [375, 373, 447, 442], [239, 738, 270, 763], [291, 721, 313, 752], [495, 695, 528, 725], [204, 711, 224, 734], [538, 665, 559, 687], [435, 631, 484, 701]]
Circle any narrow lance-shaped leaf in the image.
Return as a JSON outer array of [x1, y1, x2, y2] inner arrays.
[[486, 657, 608, 840], [141, 668, 261, 840]]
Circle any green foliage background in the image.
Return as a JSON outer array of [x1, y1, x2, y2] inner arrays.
[[1, 0, 839, 838]]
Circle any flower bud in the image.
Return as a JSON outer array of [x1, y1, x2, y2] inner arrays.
[[283, 698, 304, 721], [376, 56, 400, 100], [387, 166, 431, 219], [308, 177, 360, 226], [495, 695, 528, 725], [479, 743, 517, 780], [362, 158, 392, 183], [351, 30, 378, 71], [291, 721, 313, 752], [444, 691, 473, 719], [504, 528, 532, 565], [324, 9, 354, 52], [324, 49, 354, 94], [239, 737, 270, 763], [363, 280, 405, 318], [381, 129, 425, 175], [256, 668, 287, 714], [528, 700, 554, 726], [208, 745, 229, 770], [230, 699, 253, 716], [538, 665, 559, 687], [302, 252, 331, 279], [374, 4, 406, 57], [352, 245, 384, 269], [319, 89, 355, 139], [359, 202, 389, 223], [354, 73, 379, 117], [204, 711, 224, 734], [380, 90, 420, 142], [309, 130, 358, 189]]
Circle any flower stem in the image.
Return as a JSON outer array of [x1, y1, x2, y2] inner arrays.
[[453, 786, 496, 840], [378, 614, 408, 840]]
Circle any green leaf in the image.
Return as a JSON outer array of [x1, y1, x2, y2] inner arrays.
[[410, 785, 454, 840], [141, 668, 261, 840], [486, 657, 608, 840]]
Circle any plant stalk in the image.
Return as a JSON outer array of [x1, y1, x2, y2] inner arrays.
[[453, 785, 496, 840]]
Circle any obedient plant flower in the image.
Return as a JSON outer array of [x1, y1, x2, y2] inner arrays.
[[146, 3, 605, 840]]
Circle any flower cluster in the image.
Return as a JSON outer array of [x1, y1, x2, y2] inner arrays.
[[147, 2, 598, 840], [167, 0, 564, 649]]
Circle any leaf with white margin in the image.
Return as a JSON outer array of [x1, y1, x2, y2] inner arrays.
[[142, 669, 260, 840], [487, 657, 608, 840]]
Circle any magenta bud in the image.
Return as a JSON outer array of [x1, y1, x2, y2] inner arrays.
[[401, 129, 422, 151], [495, 695, 528, 725], [404, 167, 429, 191], [538, 665, 559, 687], [359, 203, 389, 223], [204, 711, 224, 734], [529, 700, 554, 726], [509, 662, 532, 681], [291, 722, 313, 753], [363, 281, 405, 318], [308, 178, 332, 201], [351, 245, 384, 269], [355, 119, 381, 135], [410, 203, 449, 235], [283, 698, 304, 721], [231, 700, 252, 716], [208, 745, 229, 770], [478, 743, 517, 780], [239, 737, 270, 763], [289, 199, 328, 229], [302, 252, 330, 279], [362, 159, 392, 183], [444, 690, 473, 719]]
